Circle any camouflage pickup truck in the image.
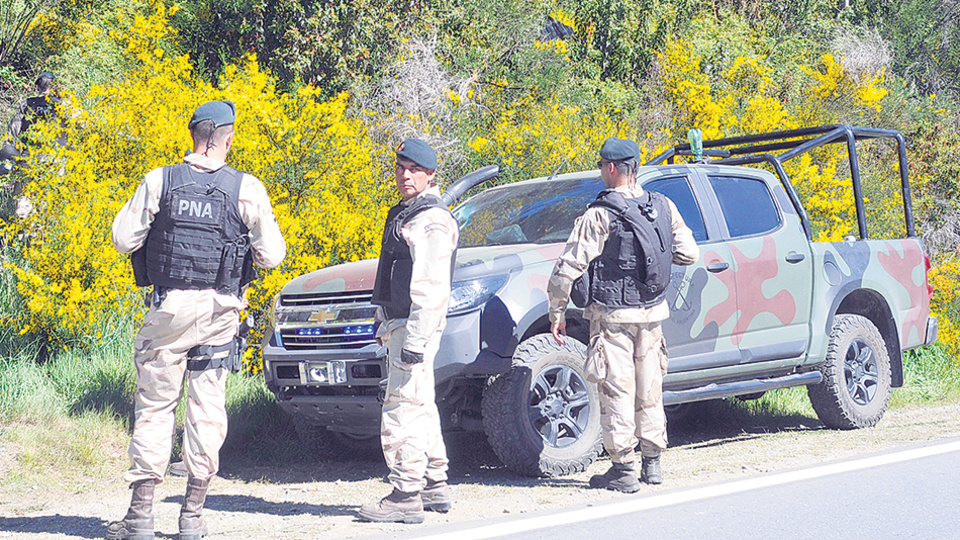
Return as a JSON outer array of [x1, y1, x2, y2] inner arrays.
[[262, 125, 938, 477]]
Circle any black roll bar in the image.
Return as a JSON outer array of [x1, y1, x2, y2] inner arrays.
[[441, 165, 500, 206], [645, 125, 915, 239]]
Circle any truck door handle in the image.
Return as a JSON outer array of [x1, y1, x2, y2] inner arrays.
[[785, 253, 806, 264], [707, 262, 730, 273]]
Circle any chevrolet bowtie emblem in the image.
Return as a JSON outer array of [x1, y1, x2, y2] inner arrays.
[[308, 309, 340, 324]]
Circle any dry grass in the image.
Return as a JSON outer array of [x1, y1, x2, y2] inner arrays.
[[360, 36, 478, 177], [831, 27, 892, 81]]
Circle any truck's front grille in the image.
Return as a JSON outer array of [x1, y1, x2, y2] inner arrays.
[[275, 289, 377, 350], [279, 326, 377, 350], [280, 290, 373, 307]]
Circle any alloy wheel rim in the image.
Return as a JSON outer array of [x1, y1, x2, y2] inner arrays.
[[843, 337, 879, 406], [528, 364, 591, 448]]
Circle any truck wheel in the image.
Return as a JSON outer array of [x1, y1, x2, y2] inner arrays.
[[808, 314, 891, 430], [481, 334, 602, 477]]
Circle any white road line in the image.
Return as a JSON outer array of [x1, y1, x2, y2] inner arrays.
[[418, 440, 960, 540]]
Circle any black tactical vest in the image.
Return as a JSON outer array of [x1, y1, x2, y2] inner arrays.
[[142, 163, 254, 296], [372, 193, 457, 320], [573, 189, 674, 309], [19, 96, 60, 139]]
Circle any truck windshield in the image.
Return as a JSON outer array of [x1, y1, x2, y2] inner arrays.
[[453, 176, 604, 248]]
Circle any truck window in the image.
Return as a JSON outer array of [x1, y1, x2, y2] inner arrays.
[[644, 176, 708, 242], [453, 177, 605, 248], [709, 175, 780, 238]]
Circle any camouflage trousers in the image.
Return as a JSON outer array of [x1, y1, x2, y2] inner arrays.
[[380, 324, 448, 493], [587, 319, 668, 464], [124, 289, 241, 485]]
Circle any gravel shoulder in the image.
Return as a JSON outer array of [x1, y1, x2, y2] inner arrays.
[[2, 402, 959, 539]]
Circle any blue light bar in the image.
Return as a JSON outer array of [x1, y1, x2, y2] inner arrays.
[[296, 325, 375, 337]]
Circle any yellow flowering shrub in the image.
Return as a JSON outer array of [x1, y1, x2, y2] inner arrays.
[[465, 85, 671, 181], [653, 35, 891, 241], [784, 154, 855, 241], [803, 53, 889, 116], [656, 39, 735, 140], [4, 2, 392, 368], [723, 56, 799, 134], [927, 256, 960, 360]]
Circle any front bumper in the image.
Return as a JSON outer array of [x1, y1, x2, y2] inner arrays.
[[262, 308, 499, 434]]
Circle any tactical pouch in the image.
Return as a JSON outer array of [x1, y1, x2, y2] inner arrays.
[[214, 234, 251, 296], [239, 249, 257, 290], [571, 273, 590, 308], [131, 246, 152, 287]]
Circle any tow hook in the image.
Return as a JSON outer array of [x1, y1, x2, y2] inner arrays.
[[377, 378, 388, 404]]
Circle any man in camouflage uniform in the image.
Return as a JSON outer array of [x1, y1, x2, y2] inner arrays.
[[359, 138, 458, 524], [107, 100, 286, 539], [6, 71, 61, 148], [547, 137, 699, 492], [2, 71, 63, 216]]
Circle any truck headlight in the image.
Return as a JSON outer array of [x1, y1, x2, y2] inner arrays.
[[269, 292, 282, 329], [448, 274, 508, 315]]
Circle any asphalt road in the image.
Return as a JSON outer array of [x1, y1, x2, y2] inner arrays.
[[375, 438, 960, 540]]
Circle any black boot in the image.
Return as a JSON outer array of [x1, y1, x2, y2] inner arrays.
[[105, 479, 155, 540], [179, 477, 209, 540], [358, 489, 425, 524], [641, 455, 663, 485], [588, 462, 641, 493], [421, 480, 453, 513]]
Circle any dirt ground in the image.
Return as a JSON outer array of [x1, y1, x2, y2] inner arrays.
[[2, 402, 959, 539]]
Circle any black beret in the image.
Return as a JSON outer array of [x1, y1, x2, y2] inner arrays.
[[189, 100, 236, 129], [36, 71, 55, 83], [599, 137, 641, 163], [395, 138, 438, 170]]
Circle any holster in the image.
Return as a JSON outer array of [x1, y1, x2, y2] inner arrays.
[[186, 338, 243, 372], [185, 315, 254, 373]]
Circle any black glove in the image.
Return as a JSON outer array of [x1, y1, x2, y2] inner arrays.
[[400, 348, 424, 365]]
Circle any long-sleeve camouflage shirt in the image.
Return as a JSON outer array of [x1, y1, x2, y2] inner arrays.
[[547, 184, 700, 325], [375, 185, 460, 354]]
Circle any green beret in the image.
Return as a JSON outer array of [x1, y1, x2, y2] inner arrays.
[[189, 100, 236, 129], [599, 137, 641, 163], [396, 138, 438, 170]]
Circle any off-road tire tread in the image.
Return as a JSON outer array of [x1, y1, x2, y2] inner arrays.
[[481, 334, 602, 477], [808, 314, 892, 430]]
